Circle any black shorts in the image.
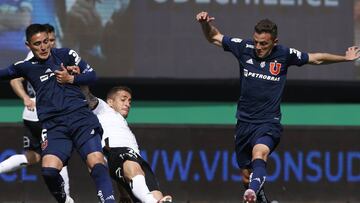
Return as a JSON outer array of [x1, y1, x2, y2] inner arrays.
[[105, 147, 160, 194], [23, 119, 42, 154]]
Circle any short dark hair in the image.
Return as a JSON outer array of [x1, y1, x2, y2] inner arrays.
[[254, 19, 278, 39], [43, 23, 55, 33], [25, 24, 47, 42], [107, 86, 132, 100]]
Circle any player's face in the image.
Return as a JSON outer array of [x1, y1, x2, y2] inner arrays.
[[253, 32, 278, 59], [48, 32, 56, 48], [26, 32, 51, 60], [108, 90, 132, 118]]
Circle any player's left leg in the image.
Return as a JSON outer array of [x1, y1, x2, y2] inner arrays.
[[0, 154, 29, 173], [136, 156, 172, 203], [79, 135, 115, 203], [123, 160, 159, 203], [0, 120, 42, 173]]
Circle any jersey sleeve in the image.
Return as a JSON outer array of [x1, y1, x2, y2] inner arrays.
[[92, 98, 107, 115], [64, 48, 97, 85], [65, 49, 91, 72], [0, 62, 23, 80], [286, 47, 309, 66], [222, 36, 246, 58]]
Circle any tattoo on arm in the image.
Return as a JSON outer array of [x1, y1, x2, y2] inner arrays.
[[80, 86, 99, 110]]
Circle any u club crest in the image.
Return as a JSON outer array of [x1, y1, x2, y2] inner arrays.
[[269, 62, 282, 76]]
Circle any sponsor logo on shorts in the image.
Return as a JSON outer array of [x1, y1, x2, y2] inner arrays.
[[41, 129, 48, 150], [41, 140, 48, 150]]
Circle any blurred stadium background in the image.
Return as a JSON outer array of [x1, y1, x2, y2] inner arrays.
[[0, 0, 359, 202]]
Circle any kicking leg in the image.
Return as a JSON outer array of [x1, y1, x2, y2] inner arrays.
[[123, 160, 158, 203], [0, 154, 28, 173], [0, 150, 41, 173], [244, 144, 270, 203], [242, 168, 269, 203]]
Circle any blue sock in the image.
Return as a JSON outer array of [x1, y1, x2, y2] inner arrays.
[[90, 163, 115, 203], [249, 159, 267, 194], [42, 167, 66, 203]]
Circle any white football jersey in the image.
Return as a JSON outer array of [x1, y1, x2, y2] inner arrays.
[[22, 97, 39, 122], [92, 98, 139, 154], [22, 51, 38, 121]]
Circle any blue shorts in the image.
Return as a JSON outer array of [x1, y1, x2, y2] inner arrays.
[[41, 108, 103, 165], [234, 121, 283, 169]]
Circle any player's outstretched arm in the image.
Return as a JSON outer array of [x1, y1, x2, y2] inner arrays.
[[308, 46, 360, 65], [196, 11, 224, 47], [10, 77, 35, 111]]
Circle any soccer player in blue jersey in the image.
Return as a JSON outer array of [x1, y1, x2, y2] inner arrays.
[[196, 11, 360, 203], [0, 24, 115, 203], [0, 23, 71, 198]]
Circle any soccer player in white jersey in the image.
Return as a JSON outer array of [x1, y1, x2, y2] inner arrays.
[[90, 86, 172, 203], [0, 24, 71, 197]]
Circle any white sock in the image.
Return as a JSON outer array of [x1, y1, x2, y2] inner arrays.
[[131, 175, 157, 203], [60, 166, 70, 196], [0, 154, 28, 173]]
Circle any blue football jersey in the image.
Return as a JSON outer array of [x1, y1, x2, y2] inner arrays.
[[1, 48, 96, 121], [222, 36, 309, 123]]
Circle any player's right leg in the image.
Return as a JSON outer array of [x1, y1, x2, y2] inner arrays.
[[243, 122, 282, 203], [25, 119, 72, 197], [40, 123, 73, 203], [41, 154, 70, 203], [107, 147, 172, 203], [241, 168, 269, 203], [242, 168, 272, 203], [256, 187, 270, 203], [246, 147, 269, 202]]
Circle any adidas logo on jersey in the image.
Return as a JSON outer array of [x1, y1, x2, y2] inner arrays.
[[45, 68, 52, 73], [246, 58, 254, 65], [246, 44, 254, 49]]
